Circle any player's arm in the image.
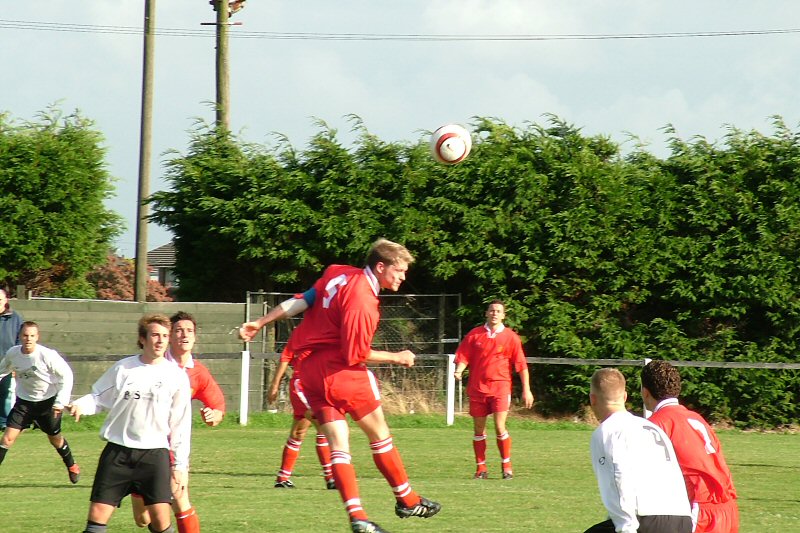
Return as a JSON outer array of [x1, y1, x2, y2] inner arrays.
[[605, 435, 641, 533], [195, 366, 226, 426], [367, 349, 415, 367], [50, 352, 74, 411], [67, 364, 120, 421], [239, 288, 316, 342], [518, 367, 534, 408], [169, 372, 193, 477], [268, 359, 291, 404]]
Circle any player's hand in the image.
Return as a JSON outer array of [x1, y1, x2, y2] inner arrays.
[[201, 407, 224, 427], [171, 468, 187, 499], [395, 350, 415, 368], [238, 322, 260, 342], [52, 405, 63, 416], [522, 389, 535, 409], [453, 371, 463, 381], [267, 387, 279, 404], [66, 403, 82, 422]]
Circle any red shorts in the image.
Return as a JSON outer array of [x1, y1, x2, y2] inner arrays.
[[695, 499, 739, 533], [300, 351, 381, 424], [468, 392, 511, 417], [289, 375, 311, 420]]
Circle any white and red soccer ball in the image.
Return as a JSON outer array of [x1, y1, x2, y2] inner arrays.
[[430, 124, 472, 165]]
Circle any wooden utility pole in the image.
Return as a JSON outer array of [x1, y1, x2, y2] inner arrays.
[[134, 0, 156, 302], [215, 0, 231, 129]]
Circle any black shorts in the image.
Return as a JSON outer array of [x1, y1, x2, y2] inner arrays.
[[7, 396, 62, 435], [90, 442, 172, 507], [584, 515, 692, 533]]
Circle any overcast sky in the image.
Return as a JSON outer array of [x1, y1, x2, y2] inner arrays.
[[3, 1, 800, 257]]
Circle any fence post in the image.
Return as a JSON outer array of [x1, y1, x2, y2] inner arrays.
[[239, 349, 250, 425], [446, 353, 455, 426], [642, 357, 652, 419]]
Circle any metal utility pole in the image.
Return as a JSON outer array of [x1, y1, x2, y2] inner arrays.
[[134, 0, 156, 302], [215, 0, 231, 129]]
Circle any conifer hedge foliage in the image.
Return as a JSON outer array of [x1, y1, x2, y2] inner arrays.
[[150, 116, 800, 427]]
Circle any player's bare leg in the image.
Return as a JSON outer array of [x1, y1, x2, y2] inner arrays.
[[471, 416, 489, 478], [171, 482, 199, 533], [492, 410, 513, 479]]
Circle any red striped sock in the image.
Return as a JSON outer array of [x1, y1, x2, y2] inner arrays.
[[175, 506, 199, 533], [331, 450, 368, 521], [370, 437, 419, 509], [473, 433, 487, 472], [315, 433, 333, 481], [497, 432, 512, 473], [277, 437, 302, 481]]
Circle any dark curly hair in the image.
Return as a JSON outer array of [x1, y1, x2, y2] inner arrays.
[[641, 360, 682, 400]]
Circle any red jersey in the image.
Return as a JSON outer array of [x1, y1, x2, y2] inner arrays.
[[648, 399, 737, 505], [291, 264, 380, 369], [455, 324, 527, 397], [181, 359, 226, 413]]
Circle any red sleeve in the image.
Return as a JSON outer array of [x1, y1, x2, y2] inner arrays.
[[190, 362, 226, 412], [454, 331, 474, 366], [509, 331, 528, 374]]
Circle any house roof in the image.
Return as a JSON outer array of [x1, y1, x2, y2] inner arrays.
[[147, 242, 176, 268]]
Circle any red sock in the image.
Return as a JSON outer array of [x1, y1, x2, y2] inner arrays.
[[175, 506, 200, 533], [497, 432, 512, 472], [331, 450, 368, 521], [473, 433, 487, 472], [370, 437, 419, 509], [315, 433, 333, 481], [277, 437, 302, 481]]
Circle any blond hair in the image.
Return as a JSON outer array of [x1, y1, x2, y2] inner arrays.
[[366, 238, 414, 269]]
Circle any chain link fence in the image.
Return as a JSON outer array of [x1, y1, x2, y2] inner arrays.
[[244, 291, 462, 415]]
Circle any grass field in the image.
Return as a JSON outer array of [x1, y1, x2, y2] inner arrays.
[[0, 413, 797, 532]]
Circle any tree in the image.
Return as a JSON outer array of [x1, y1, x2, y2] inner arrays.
[[86, 253, 172, 302], [0, 108, 123, 297]]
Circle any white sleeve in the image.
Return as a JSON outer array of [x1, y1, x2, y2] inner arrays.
[[0, 354, 10, 380], [49, 352, 74, 408], [278, 296, 309, 317], [168, 371, 193, 471], [591, 428, 639, 533], [74, 363, 120, 415]]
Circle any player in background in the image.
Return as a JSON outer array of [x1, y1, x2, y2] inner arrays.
[[0, 321, 79, 483], [585, 368, 692, 533], [132, 311, 226, 533], [268, 343, 335, 489], [69, 314, 192, 533], [240, 289, 335, 490], [453, 300, 534, 479], [290, 238, 441, 533], [641, 360, 739, 533], [0, 287, 24, 430]]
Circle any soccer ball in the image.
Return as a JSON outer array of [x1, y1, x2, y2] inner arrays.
[[430, 124, 472, 165]]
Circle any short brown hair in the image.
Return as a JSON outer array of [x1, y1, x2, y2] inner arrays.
[[365, 238, 414, 269], [641, 360, 681, 401], [137, 313, 171, 349], [170, 311, 197, 329], [591, 368, 626, 400], [19, 321, 39, 334]]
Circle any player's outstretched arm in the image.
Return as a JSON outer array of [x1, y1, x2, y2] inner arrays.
[[367, 349, 415, 367], [238, 294, 312, 341]]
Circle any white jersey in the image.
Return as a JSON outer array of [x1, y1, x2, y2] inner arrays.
[[0, 344, 73, 407], [72, 355, 192, 471], [590, 410, 691, 533]]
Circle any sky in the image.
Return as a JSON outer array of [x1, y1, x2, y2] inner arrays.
[[3, 1, 800, 257]]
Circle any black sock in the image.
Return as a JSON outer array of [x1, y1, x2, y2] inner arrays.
[[148, 524, 174, 533], [56, 438, 75, 467], [84, 520, 107, 533], [0, 444, 8, 466]]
